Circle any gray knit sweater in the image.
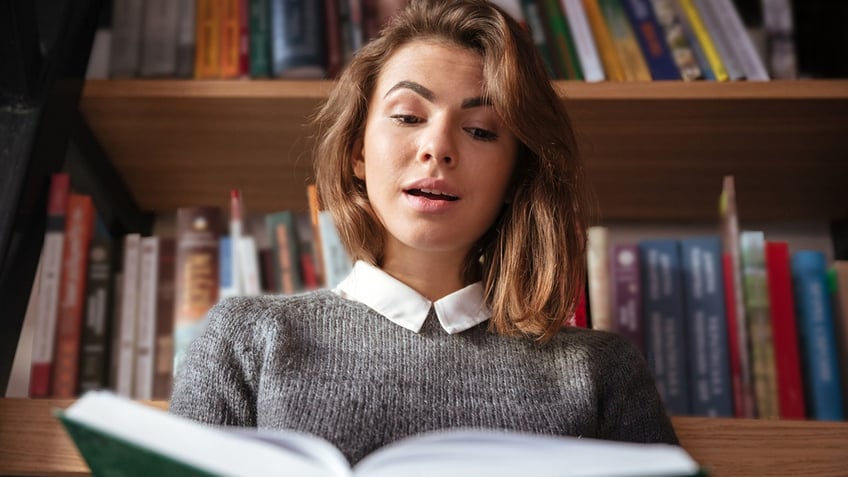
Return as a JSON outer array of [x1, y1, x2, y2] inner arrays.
[[170, 291, 678, 464]]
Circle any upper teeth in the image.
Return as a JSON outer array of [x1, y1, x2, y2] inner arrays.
[[419, 188, 454, 197]]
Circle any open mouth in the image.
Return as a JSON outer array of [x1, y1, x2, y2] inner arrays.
[[405, 188, 459, 201]]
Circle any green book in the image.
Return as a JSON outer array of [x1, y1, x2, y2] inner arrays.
[[57, 391, 707, 477], [540, 0, 585, 80]]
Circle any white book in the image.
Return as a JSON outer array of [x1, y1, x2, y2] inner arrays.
[[562, 0, 606, 82], [711, 0, 769, 81], [318, 211, 353, 289], [693, 0, 745, 80], [59, 391, 702, 477], [134, 236, 160, 400], [116, 233, 141, 397], [237, 236, 262, 296], [587, 226, 612, 331], [6, 257, 42, 397]]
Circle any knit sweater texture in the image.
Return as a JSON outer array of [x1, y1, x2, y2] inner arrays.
[[170, 291, 678, 464]]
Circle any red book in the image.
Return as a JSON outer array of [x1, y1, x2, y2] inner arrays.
[[765, 241, 806, 419], [722, 252, 746, 418], [52, 194, 95, 398]]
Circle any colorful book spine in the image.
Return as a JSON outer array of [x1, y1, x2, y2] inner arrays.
[[620, 0, 681, 80], [692, 0, 744, 80], [668, 0, 714, 79], [639, 239, 690, 415], [830, 261, 848, 416], [78, 238, 115, 393], [721, 252, 745, 417], [248, 0, 271, 77], [680, 236, 733, 417], [219, 0, 242, 78], [520, 0, 559, 78], [540, 0, 585, 80], [30, 172, 70, 398], [194, 0, 221, 78], [582, 0, 626, 81], [153, 238, 177, 400], [610, 243, 644, 354], [791, 251, 845, 421], [587, 226, 612, 331], [265, 211, 303, 294], [598, 0, 652, 81], [52, 194, 96, 398], [765, 241, 806, 419], [676, 0, 728, 81], [650, 0, 703, 80], [269, 0, 326, 78], [173, 206, 222, 375], [562, 0, 606, 82], [739, 231, 780, 419]]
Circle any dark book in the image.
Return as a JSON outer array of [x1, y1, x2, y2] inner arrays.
[[269, 0, 327, 78], [621, 0, 681, 80], [78, 238, 116, 394]]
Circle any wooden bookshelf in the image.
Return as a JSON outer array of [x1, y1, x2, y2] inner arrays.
[[80, 79, 848, 221], [2, 398, 848, 477]]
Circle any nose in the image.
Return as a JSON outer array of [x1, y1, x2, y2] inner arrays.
[[418, 118, 457, 167]]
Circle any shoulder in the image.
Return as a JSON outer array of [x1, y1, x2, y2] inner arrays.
[[546, 327, 646, 370]]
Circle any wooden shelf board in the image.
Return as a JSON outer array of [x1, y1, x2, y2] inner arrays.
[[80, 80, 848, 220]]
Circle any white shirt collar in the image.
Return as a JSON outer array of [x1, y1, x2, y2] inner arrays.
[[334, 260, 491, 334]]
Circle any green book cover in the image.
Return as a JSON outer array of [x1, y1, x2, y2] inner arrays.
[[540, 0, 585, 80]]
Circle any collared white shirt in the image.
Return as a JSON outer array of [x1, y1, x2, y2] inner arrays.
[[334, 260, 491, 334]]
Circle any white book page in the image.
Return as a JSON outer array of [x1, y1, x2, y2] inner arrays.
[[354, 429, 698, 477]]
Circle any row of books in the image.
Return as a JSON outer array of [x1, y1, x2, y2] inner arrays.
[[583, 178, 847, 421], [21, 173, 354, 400], [92, 0, 790, 81]]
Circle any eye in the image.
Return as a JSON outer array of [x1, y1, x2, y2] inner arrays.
[[465, 127, 499, 142], [390, 114, 422, 125]]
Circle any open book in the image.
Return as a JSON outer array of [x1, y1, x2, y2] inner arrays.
[[57, 391, 704, 477]]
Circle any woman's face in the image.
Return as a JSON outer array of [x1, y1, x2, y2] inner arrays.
[[353, 40, 518, 268]]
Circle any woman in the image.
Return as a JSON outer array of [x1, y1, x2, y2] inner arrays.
[[171, 0, 677, 464]]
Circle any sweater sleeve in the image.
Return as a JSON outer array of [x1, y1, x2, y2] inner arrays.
[[169, 297, 260, 427], [596, 333, 679, 445]]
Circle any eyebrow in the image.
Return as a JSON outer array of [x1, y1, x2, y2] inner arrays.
[[385, 80, 492, 109]]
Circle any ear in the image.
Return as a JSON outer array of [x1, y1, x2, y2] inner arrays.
[[351, 138, 366, 180]]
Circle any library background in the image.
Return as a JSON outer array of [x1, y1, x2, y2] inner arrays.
[[1, 0, 847, 434]]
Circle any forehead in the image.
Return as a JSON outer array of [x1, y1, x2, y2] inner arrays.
[[375, 40, 485, 91]]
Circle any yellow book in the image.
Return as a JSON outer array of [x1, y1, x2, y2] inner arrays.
[[677, 0, 729, 81], [219, 0, 241, 78], [598, 0, 651, 81], [194, 0, 221, 78], [582, 0, 626, 81]]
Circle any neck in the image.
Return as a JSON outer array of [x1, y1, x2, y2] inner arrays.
[[380, 247, 470, 301]]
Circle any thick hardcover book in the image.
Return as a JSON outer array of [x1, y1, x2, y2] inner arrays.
[[219, 0, 243, 78], [58, 391, 704, 477], [269, 0, 327, 78], [140, 0, 181, 77], [598, 0, 652, 81], [174, 207, 223, 376], [739, 231, 779, 419], [583, 0, 626, 81], [265, 211, 303, 294], [679, 236, 733, 417], [765, 241, 806, 419], [30, 172, 70, 398], [78, 238, 115, 393], [519, 0, 559, 78], [539, 0, 585, 80], [610, 243, 644, 354], [249, 0, 272, 77], [620, 0, 681, 80], [195, 0, 222, 78], [562, 0, 606, 82], [52, 194, 96, 398], [639, 239, 690, 415], [649, 0, 702, 80], [153, 238, 177, 400], [791, 251, 845, 421]]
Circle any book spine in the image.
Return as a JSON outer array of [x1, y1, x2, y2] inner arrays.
[[153, 238, 177, 399], [194, 0, 221, 78], [791, 251, 845, 421], [265, 211, 302, 294], [598, 0, 652, 81], [218, 236, 237, 299], [238, 0, 250, 76], [173, 206, 223, 375], [269, 0, 327, 78], [676, 0, 728, 81], [582, 0, 626, 81], [739, 231, 780, 419], [52, 194, 95, 398], [711, 0, 769, 80], [318, 211, 353, 289], [324, 0, 344, 79], [176, 0, 197, 77], [134, 237, 160, 400], [765, 241, 807, 419], [29, 172, 70, 398], [610, 243, 644, 354], [587, 226, 612, 331], [219, 0, 242, 78], [540, 0, 585, 80], [78, 239, 115, 393], [109, 0, 145, 78], [620, 0, 681, 80], [831, 261, 848, 416], [649, 0, 703, 80], [116, 233, 141, 397], [306, 185, 326, 287], [294, 212, 320, 290], [236, 236, 262, 296], [249, 0, 272, 77], [680, 236, 733, 417], [562, 0, 606, 82], [639, 239, 690, 415], [140, 0, 181, 77], [520, 0, 559, 78], [692, 0, 744, 80]]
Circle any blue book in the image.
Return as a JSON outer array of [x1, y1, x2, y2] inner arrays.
[[639, 239, 690, 415], [620, 0, 681, 80], [791, 251, 845, 421], [269, 0, 326, 78], [679, 236, 733, 417]]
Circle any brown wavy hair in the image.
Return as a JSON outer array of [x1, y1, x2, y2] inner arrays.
[[312, 0, 589, 342]]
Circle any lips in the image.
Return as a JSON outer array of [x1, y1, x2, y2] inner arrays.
[[406, 188, 459, 201], [402, 179, 461, 202]]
